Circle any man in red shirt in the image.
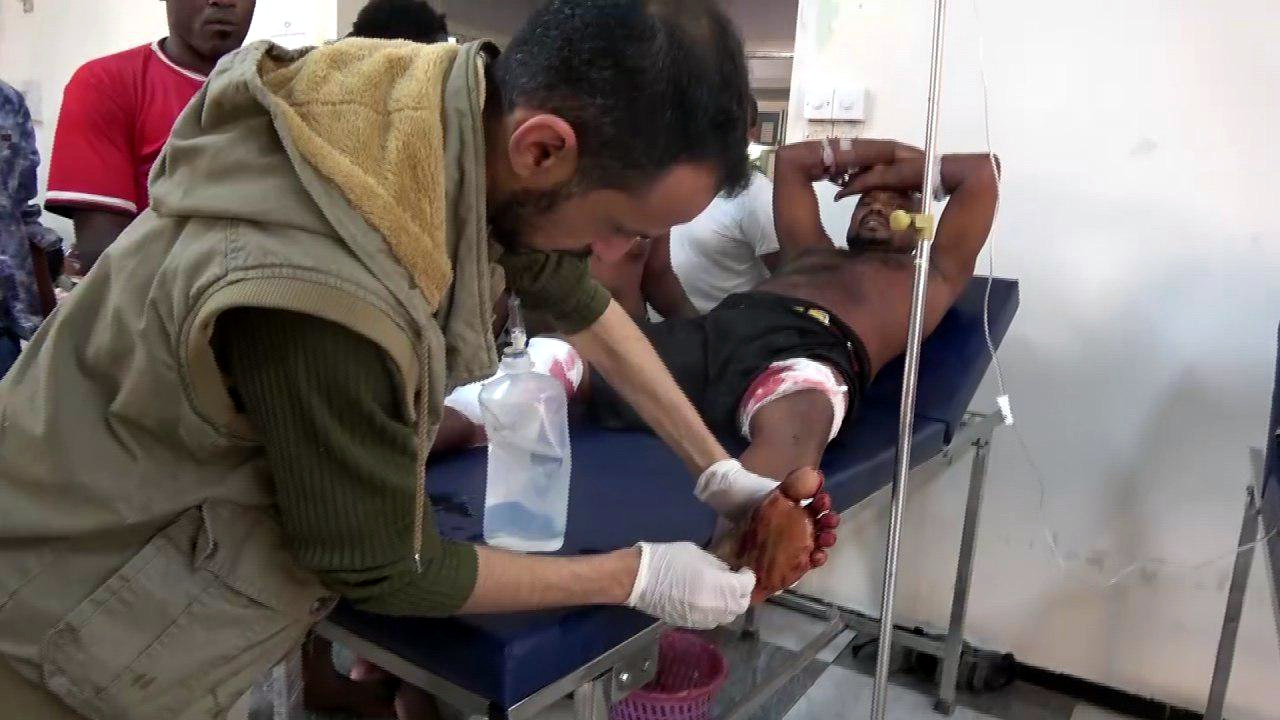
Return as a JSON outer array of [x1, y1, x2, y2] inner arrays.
[[45, 0, 256, 272]]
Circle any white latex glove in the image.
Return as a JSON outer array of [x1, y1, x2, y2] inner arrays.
[[625, 542, 755, 629], [694, 458, 779, 522]]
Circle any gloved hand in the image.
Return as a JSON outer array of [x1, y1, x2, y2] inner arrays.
[[625, 542, 755, 629], [694, 458, 778, 521], [696, 459, 839, 567]]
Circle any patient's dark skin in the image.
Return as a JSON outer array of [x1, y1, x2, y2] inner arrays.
[[434, 141, 999, 484], [727, 140, 999, 481], [766, 140, 999, 374], [847, 189, 922, 251]]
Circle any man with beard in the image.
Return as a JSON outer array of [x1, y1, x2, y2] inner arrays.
[[0, 2, 839, 717]]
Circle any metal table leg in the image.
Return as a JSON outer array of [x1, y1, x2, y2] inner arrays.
[[1253, 447, 1280, 668], [1204, 486, 1262, 720], [1268, 512, 1280, 670], [722, 613, 847, 720], [572, 676, 611, 720], [934, 438, 991, 715]]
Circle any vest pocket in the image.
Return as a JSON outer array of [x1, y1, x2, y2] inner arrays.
[[39, 502, 332, 720]]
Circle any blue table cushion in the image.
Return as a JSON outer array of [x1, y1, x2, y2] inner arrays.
[[333, 415, 947, 708], [330, 276, 1021, 709]]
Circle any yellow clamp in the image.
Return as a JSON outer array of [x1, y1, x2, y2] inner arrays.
[[889, 210, 936, 239]]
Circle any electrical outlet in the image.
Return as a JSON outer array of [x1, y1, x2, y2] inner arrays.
[[832, 84, 868, 121], [804, 83, 834, 121]]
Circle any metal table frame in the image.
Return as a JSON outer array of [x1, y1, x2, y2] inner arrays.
[[318, 619, 665, 720], [1202, 447, 1280, 720], [772, 410, 1001, 716], [316, 410, 1003, 719]]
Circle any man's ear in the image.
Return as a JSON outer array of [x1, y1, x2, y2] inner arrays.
[[507, 113, 579, 189]]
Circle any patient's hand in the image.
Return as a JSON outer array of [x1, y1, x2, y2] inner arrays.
[[712, 467, 839, 603]]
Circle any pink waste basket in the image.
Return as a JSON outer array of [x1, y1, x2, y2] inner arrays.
[[610, 630, 728, 720]]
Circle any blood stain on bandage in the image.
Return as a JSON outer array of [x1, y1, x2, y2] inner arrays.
[[737, 359, 849, 441], [528, 338, 584, 399], [547, 355, 582, 398]]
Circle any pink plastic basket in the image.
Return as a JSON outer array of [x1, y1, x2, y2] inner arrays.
[[610, 630, 728, 720]]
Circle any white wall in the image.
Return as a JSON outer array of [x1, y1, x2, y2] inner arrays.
[[789, 1, 1280, 717], [0, 0, 168, 240], [336, 0, 798, 93], [0, 0, 338, 242], [246, 0, 337, 49]]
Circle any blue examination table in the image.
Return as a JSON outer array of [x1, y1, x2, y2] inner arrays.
[[321, 277, 1020, 719]]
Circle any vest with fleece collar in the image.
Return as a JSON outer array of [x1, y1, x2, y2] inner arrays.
[[0, 39, 500, 719]]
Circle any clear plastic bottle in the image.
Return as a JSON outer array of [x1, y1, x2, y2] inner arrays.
[[480, 297, 572, 551]]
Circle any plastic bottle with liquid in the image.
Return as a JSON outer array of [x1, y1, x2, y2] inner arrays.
[[480, 297, 572, 551]]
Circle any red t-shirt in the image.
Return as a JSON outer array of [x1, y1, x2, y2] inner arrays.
[[45, 41, 206, 218]]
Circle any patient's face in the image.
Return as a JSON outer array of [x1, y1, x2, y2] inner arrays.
[[847, 190, 919, 251]]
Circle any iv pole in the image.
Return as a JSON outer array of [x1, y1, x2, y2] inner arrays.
[[870, 0, 950, 715]]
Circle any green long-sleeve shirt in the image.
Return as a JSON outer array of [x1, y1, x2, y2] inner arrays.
[[215, 252, 610, 616], [218, 308, 478, 616]]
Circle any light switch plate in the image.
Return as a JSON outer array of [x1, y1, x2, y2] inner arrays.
[[832, 84, 868, 121], [804, 83, 834, 121]]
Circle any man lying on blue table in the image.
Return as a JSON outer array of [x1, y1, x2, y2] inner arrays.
[[441, 139, 1001, 486]]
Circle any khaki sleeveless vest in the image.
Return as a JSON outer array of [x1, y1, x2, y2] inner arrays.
[[0, 40, 499, 719]]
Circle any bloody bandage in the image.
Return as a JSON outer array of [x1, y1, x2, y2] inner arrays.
[[444, 338, 584, 423], [527, 337, 585, 397], [738, 358, 848, 442]]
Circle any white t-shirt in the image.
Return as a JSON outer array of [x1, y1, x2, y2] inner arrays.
[[670, 172, 778, 313]]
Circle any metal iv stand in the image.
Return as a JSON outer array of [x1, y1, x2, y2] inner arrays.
[[870, 0, 951, 716]]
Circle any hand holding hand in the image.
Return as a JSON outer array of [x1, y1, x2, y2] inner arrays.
[[625, 542, 755, 629]]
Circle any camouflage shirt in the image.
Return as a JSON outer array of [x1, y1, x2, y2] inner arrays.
[[0, 80, 61, 339]]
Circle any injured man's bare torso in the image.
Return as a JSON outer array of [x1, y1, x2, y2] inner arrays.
[[438, 142, 999, 486], [755, 244, 926, 377]]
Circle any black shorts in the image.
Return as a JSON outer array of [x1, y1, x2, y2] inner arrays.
[[586, 291, 871, 438]]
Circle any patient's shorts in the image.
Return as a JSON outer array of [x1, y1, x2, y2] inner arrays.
[[587, 291, 871, 440]]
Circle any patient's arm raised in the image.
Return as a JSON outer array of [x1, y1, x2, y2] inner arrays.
[[772, 139, 913, 257]]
